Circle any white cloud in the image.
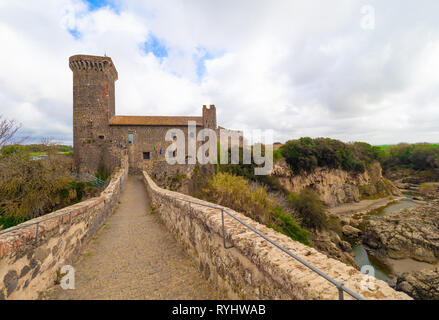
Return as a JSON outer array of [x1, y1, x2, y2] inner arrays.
[[0, 0, 438, 145]]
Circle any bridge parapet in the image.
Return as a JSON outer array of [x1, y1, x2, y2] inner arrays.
[[0, 154, 128, 300], [143, 171, 411, 300]]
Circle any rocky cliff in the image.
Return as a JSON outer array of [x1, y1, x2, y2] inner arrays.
[[363, 201, 439, 263], [271, 159, 400, 207], [396, 268, 439, 300]]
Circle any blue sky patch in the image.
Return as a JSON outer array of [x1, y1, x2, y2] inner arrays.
[[142, 34, 168, 58], [194, 47, 223, 80], [84, 0, 118, 12], [68, 28, 81, 40]]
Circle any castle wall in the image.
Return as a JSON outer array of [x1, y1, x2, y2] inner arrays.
[[0, 154, 128, 300], [142, 171, 411, 300], [109, 125, 204, 174]]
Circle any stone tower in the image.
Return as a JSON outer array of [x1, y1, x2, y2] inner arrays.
[[202, 105, 217, 129], [69, 55, 118, 175]]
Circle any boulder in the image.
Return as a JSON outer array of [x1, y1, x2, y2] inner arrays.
[[342, 225, 362, 239], [396, 268, 439, 300]]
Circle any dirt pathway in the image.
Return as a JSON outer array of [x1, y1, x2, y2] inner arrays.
[[44, 175, 220, 300]]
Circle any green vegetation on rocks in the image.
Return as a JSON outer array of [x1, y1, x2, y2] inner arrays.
[[198, 172, 310, 246]]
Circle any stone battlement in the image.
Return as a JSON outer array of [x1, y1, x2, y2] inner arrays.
[[69, 54, 118, 80]]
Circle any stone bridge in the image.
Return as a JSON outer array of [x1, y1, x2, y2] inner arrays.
[[0, 156, 410, 300]]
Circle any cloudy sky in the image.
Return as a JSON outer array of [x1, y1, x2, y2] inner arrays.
[[0, 0, 438, 145]]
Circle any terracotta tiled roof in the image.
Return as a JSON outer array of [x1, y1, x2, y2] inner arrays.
[[109, 115, 203, 126]]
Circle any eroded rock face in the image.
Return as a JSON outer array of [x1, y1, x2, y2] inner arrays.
[[271, 160, 400, 207], [396, 268, 439, 300], [363, 202, 439, 263], [309, 231, 357, 268], [342, 225, 363, 239]]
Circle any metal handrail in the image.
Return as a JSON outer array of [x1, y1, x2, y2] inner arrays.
[[0, 207, 75, 238], [171, 196, 365, 300]]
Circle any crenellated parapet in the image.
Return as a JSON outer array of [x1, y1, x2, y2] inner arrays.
[[69, 54, 118, 80]]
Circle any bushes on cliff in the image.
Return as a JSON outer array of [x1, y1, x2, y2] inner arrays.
[[199, 172, 310, 245], [280, 137, 383, 174], [200, 172, 272, 224], [0, 149, 99, 229], [288, 189, 327, 231]]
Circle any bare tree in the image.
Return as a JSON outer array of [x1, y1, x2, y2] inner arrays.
[[0, 115, 22, 148]]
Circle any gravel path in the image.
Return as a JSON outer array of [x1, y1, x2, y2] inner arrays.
[[44, 175, 220, 300]]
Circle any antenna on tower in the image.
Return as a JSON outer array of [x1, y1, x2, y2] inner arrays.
[[104, 52, 107, 57]]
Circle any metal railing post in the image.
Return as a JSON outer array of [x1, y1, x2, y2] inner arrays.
[[338, 283, 344, 300], [221, 208, 226, 249], [35, 223, 39, 243]]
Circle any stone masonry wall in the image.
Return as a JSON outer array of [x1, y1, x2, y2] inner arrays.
[[0, 154, 128, 300], [143, 171, 411, 300]]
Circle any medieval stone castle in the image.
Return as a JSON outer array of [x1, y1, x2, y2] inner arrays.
[[69, 54, 220, 175]]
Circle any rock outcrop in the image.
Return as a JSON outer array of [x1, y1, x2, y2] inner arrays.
[[271, 160, 400, 207], [363, 202, 439, 263], [309, 231, 357, 268], [342, 225, 363, 239], [396, 268, 439, 300]]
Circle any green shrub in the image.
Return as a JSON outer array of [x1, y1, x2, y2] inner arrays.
[[200, 172, 272, 224], [279, 137, 384, 174], [288, 189, 327, 231], [199, 173, 310, 245], [218, 146, 288, 194], [269, 206, 311, 246], [96, 165, 110, 181], [0, 150, 99, 228], [273, 149, 283, 163], [381, 143, 439, 171]]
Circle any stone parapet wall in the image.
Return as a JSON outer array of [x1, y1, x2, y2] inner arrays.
[[0, 154, 129, 300], [143, 171, 411, 300]]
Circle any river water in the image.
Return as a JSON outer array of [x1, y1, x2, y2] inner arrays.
[[352, 198, 422, 281]]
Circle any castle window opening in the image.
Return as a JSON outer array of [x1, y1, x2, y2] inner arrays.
[[128, 133, 134, 144], [99, 135, 105, 140], [143, 152, 150, 160]]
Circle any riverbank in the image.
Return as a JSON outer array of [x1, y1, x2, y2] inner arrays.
[[328, 196, 406, 218]]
